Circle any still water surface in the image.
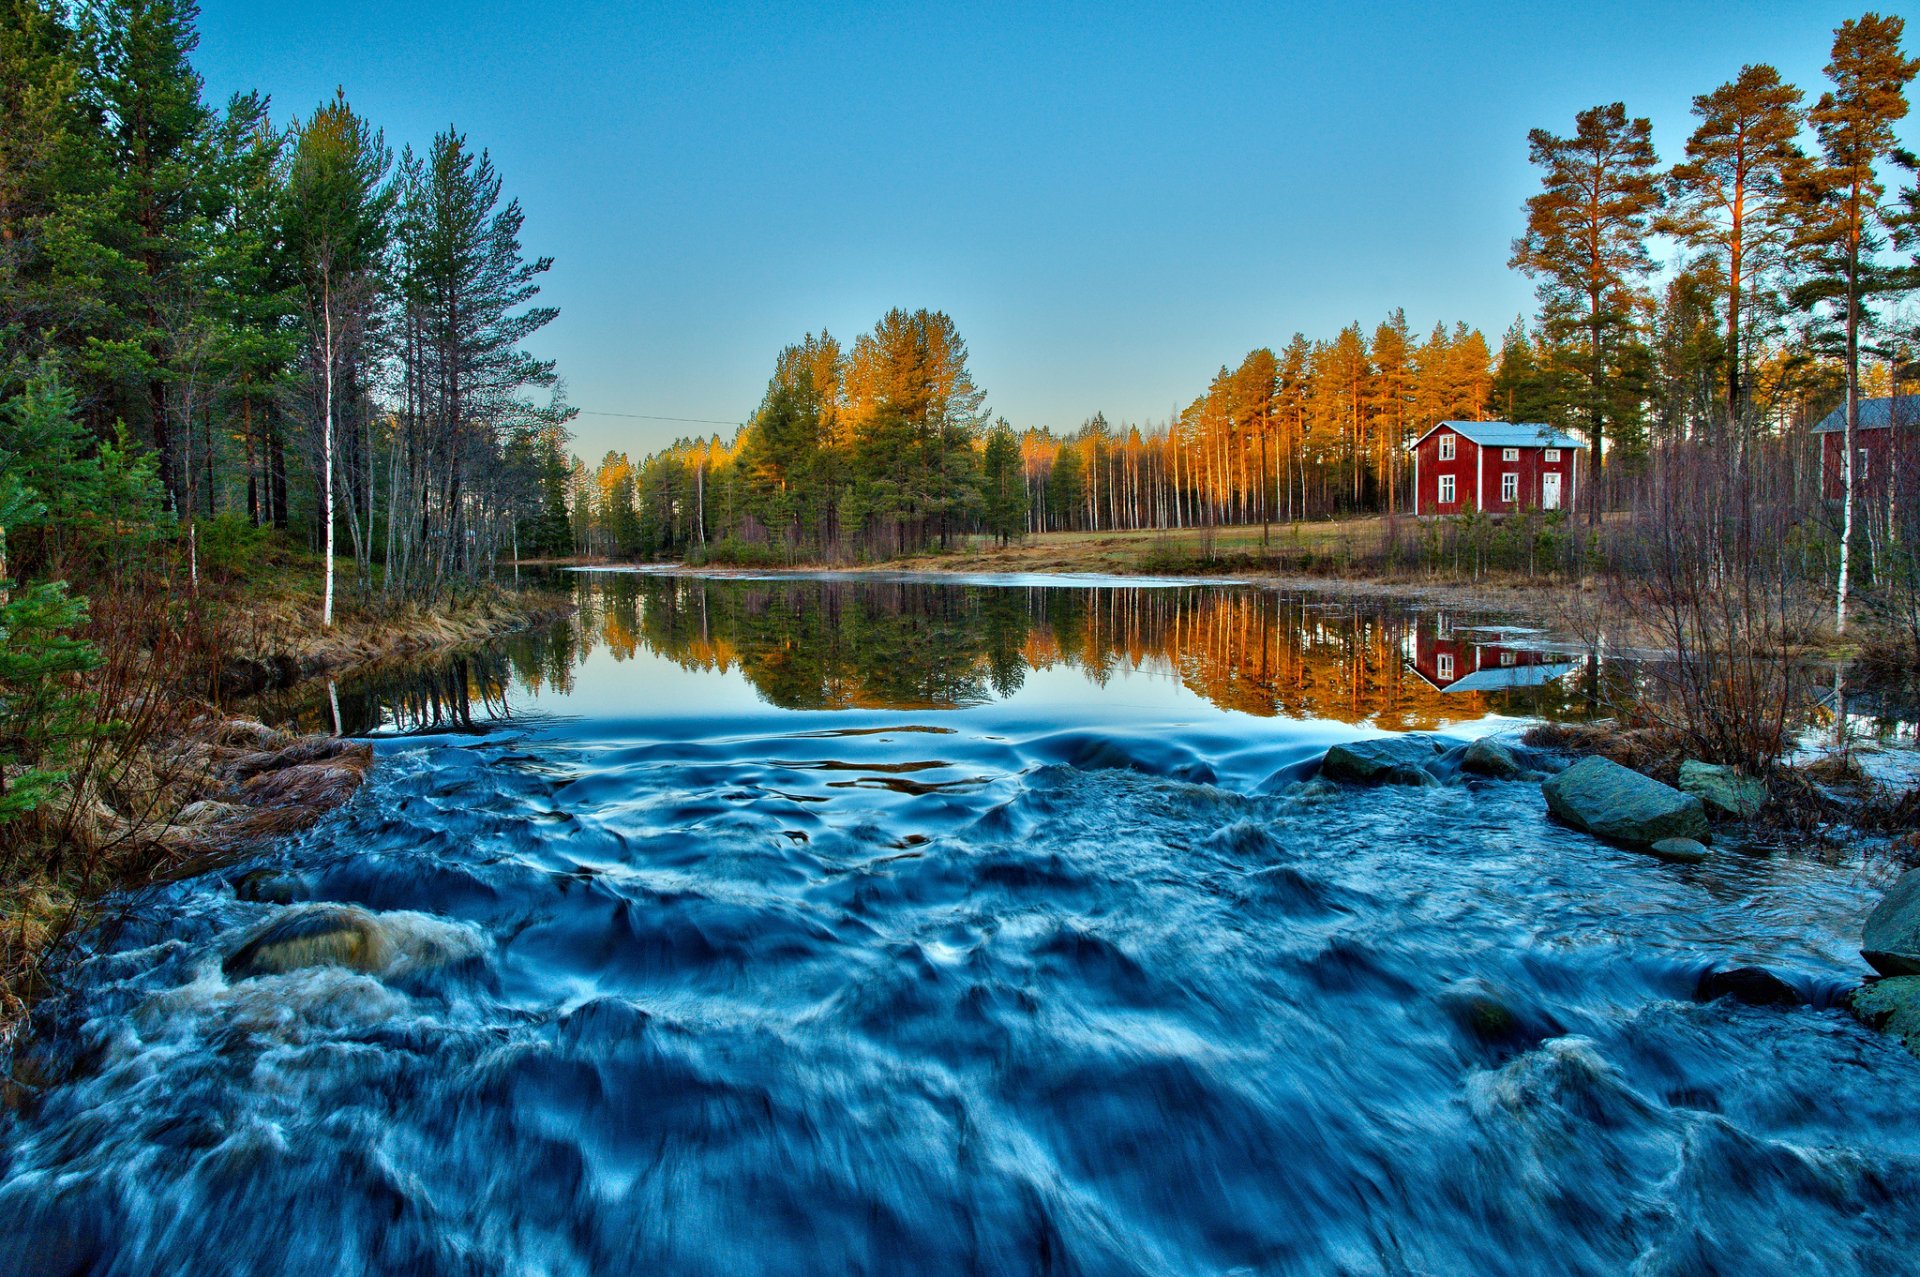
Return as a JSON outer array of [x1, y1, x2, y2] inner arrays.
[[5, 572, 1918, 1276]]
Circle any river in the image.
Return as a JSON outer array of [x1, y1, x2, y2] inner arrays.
[[5, 572, 1918, 1276]]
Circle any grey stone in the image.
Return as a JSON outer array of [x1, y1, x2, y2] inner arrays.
[[1320, 735, 1445, 787], [1678, 760, 1768, 820], [1862, 868, 1920, 977], [1846, 976, 1920, 1055], [1648, 837, 1710, 864], [1461, 738, 1525, 779], [1541, 756, 1710, 847]]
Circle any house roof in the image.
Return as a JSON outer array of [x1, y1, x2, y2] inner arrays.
[[1406, 420, 1586, 451], [1811, 396, 1920, 434]]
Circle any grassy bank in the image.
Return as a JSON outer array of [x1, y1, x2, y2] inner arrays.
[[1, 560, 572, 1048]]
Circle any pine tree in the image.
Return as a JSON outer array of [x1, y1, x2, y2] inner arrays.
[[1511, 103, 1662, 522], [1788, 13, 1918, 632], [1664, 65, 1805, 441], [979, 417, 1026, 545]]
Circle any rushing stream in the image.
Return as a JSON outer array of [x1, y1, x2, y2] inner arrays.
[[6, 572, 1919, 1276]]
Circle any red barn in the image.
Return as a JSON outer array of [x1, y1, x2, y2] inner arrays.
[[1407, 421, 1585, 517], [1814, 396, 1918, 500]]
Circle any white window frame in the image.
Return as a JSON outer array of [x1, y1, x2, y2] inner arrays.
[[1544, 448, 1560, 462], [1500, 650, 1516, 667], [1859, 448, 1870, 482], [1501, 472, 1518, 503], [1438, 474, 1456, 504], [1437, 653, 1454, 681], [1502, 447, 1518, 461], [1437, 433, 1455, 461]]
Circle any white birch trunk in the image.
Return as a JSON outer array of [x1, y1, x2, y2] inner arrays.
[[323, 271, 336, 630]]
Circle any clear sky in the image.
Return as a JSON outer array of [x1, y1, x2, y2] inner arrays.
[[193, 0, 1878, 460]]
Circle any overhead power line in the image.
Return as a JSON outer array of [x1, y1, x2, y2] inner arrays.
[[576, 409, 743, 427]]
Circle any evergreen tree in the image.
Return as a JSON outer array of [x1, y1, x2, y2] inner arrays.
[[1510, 102, 1663, 521], [979, 417, 1026, 545], [1787, 12, 1918, 632], [1663, 65, 1805, 440]]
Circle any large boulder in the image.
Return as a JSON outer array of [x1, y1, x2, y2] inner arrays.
[[1542, 756, 1710, 848], [1677, 760, 1768, 820], [1862, 868, 1920, 977], [1846, 976, 1920, 1055], [223, 905, 394, 980], [1320, 735, 1444, 787]]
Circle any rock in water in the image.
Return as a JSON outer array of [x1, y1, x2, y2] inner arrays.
[[1677, 760, 1768, 820], [1847, 976, 1920, 1055], [1460, 738, 1525, 779], [1649, 837, 1710, 864], [1541, 756, 1710, 848], [1862, 868, 1920, 977], [1695, 966, 1802, 1006], [1320, 736, 1444, 787], [222, 905, 394, 980]]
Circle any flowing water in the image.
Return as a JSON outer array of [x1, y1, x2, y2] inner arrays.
[[6, 572, 1919, 1276]]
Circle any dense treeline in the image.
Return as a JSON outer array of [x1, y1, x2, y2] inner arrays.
[[0, 0, 573, 612], [589, 12, 1917, 571]]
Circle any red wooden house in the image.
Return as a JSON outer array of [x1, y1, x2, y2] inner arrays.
[[1407, 421, 1585, 517], [1814, 396, 1918, 500]]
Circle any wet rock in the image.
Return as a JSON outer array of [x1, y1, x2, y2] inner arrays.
[[1437, 977, 1560, 1056], [1542, 756, 1709, 848], [231, 868, 307, 905], [1678, 760, 1768, 820], [1846, 976, 1920, 1055], [1862, 867, 1920, 977], [1695, 966, 1802, 1007], [1648, 837, 1710, 864], [222, 905, 394, 980], [1460, 737, 1525, 779], [1320, 735, 1444, 787]]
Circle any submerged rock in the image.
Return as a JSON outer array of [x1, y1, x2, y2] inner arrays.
[[1846, 976, 1920, 1055], [1460, 738, 1526, 780], [1320, 735, 1444, 787], [1541, 756, 1709, 848], [1436, 977, 1560, 1057], [1695, 966, 1802, 1007], [1678, 760, 1768, 820], [231, 868, 308, 905], [1862, 868, 1920, 977], [222, 905, 394, 980], [1648, 837, 1710, 864]]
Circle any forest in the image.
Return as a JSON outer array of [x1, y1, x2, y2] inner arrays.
[[581, 13, 1919, 579]]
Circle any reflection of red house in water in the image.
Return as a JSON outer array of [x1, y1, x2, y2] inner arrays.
[[1409, 617, 1579, 692]]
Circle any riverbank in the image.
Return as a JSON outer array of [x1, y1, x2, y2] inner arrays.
[[0, 581, 574, 1047]]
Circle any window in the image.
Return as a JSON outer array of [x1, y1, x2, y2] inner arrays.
[[1859, 448, 1871, 482], [1501, 472, 1518, 503], [1500, 651, 1517, 667], [1437, 433, 1455, 460], [1544, 448, 1560, 462], [1437, 653, 1454, 681], [1439, 474, 1456, 503], [1502, 447, 1518, 461]]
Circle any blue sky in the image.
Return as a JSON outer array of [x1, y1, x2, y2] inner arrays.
[[194, 1, 1878, 459]]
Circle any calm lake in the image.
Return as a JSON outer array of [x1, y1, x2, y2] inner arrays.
[[6, 571, 1919, 1276]]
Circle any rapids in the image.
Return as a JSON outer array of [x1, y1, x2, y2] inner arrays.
[[4, 573, 1918, 1276]]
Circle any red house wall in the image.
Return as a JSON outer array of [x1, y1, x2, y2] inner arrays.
[[1413, 431, 1578, 515], [1821, 429, 1897, 500]]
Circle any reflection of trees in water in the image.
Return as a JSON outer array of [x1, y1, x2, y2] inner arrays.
[[593, 575, 1611, 726]]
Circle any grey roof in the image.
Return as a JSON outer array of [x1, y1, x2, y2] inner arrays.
[[1441, 661, 1581, 693], [1811, 396, 1920, 434], [1406, 420, 1586, 451]]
